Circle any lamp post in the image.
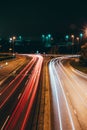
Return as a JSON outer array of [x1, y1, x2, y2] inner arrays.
[[65, 35, 69, 41], [9, 38, 12, 53], [76, 37, 79, 54], [71, 34, 74, 55], [79, 33, 83, 39], [12, 36, 16, 55]]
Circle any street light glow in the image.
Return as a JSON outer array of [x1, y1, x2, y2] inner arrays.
[[65, 35, 69, 39], [13, 36, 16, 40], [79, 33, 83, 38], [76, 37, 79, 41], [71, 35, 74, 39], [10, 38, 12, 41]]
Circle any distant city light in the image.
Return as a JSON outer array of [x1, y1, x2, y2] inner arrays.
[[10, 38, 12, 41], [79, 33, 83, 38], [48, 34, 51, 38], [65, 35, 69, 39], [42, 34, 45, 38], [71, 34, 74, 39], [5, 62, 8, 65], [76, 37, 79, 41], [13, 36, 16, 40]]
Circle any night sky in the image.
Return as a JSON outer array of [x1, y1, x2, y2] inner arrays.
[[0, 0, 87, 38]]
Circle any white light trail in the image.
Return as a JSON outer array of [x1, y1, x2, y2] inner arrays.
[[49, 62, 63, 130], [49, 58, 76, 130]]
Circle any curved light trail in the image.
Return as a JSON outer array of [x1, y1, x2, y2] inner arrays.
[[49, 59, 75, 130], [49, 56, 87, 130], [0, 55, 37, 109], [3, 55, 43, 130]]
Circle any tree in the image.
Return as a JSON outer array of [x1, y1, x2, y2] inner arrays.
[[80, 43, 87, 66]]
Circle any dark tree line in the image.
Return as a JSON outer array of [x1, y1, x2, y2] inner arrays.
[[80, 43, 87, 66]]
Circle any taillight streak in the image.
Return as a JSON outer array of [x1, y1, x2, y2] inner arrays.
[[4, 55, 43, 130], [0, 55, 37, 109]]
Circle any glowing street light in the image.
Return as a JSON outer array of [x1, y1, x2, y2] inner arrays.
[[79, 33, 83, 38], [76, 37, 79, 54], [12, 36, 16, 55], [65, 35, 69, 40], [71, 35, 74, 45], [71, 34, 74, 55], [9, 38, 12, 53], [41, 34, 45, 43], [13, 36, 16, 40], [9, 36, 16, 55], [76, 37, 79, 42], [9, 38, 12, 42]]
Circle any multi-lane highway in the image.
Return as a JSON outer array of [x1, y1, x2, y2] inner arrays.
[[49, 56, 87, 130], [0, 54, 87, 130], [0, 54, 43, 130], [0, 54, 29, 84]]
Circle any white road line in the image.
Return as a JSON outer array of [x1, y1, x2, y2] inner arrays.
[[60, 62, 87, 98], [25, 79, 29, 86], [1, 115, 10, 130], [57, 73, 75, 130], [74, 109, 77, 115], [58, 62, 87, 108], [18, 93, 22, 99]]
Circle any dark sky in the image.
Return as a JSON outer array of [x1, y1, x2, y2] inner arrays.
[[0, 0, 87, 38]]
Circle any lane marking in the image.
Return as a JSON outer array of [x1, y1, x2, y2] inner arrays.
[[18, 93, 22, 99], [54, 63, 75, 130], [74, 109, 77, 115], [1, 115, 10, 130]]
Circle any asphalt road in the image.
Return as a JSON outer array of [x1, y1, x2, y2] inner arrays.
[[0, 54, 87, 130], [49, 55, 87, 130], [0, 54, 29, 84], [0, 54, 43, 130]]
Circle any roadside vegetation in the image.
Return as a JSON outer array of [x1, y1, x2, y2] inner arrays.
[[71, 43, 87, 74]]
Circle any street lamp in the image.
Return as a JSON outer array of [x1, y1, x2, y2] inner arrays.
[[9, 36, 16, 55], [76, 37, 79, 54], [79, 33, 83, 43], [65, 35, 69, 40], [41, 34, 45, 43], [71, 35, 74, 55], [12, 36, 16, 55], [71, 35, 74, 44], [79, 33, 83, 38], [9, 38, 12, 53]]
